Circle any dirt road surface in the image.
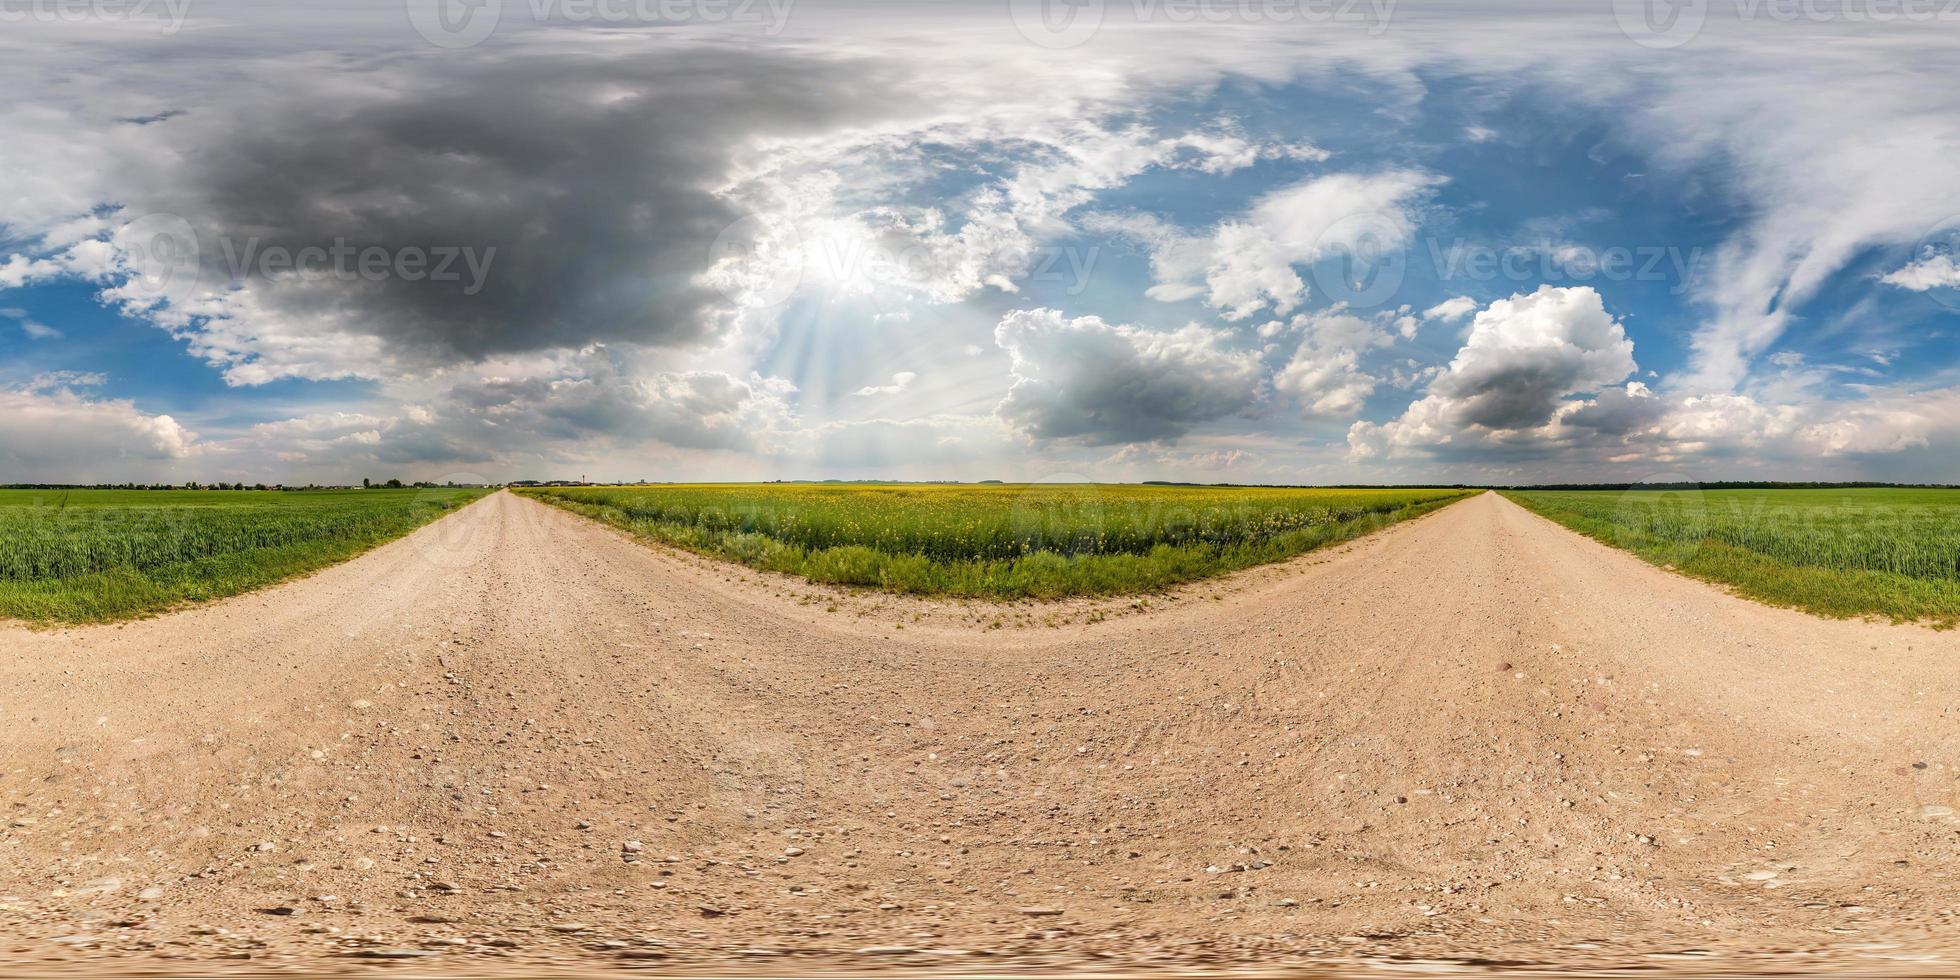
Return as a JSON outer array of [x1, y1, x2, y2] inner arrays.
[[2, 490, 1957, 977]]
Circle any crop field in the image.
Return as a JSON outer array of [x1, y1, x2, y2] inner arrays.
[[0, 487, 490, 623], [1503, 487, 1960, 625], [518, 483, 1474, 599]]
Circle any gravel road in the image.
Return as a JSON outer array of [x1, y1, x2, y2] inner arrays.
[[2, 489, 1956, 976]]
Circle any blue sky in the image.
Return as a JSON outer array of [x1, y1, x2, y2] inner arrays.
[[2, 1, 1957, 484]]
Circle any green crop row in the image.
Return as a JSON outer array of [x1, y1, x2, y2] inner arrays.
[[0, 487, 489, 623], [1504, 488, 1960, 626], [520, 483, 1473, 599]]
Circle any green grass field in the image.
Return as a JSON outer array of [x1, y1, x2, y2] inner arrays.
[[1503, 487, 1960, 626], [0, 487, 490, 624], [519, 483, 1474, 600]]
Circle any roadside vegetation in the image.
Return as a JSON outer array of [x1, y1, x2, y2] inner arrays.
[[1503, 487, 1960, 626], [0, 487, 489, 624], [519, 483, 1473, 600]]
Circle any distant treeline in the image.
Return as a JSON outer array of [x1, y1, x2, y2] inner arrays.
[[1, 483, 300, 490], [7, 479, 1949, 492], [1140, 481, 1481, 490], [1497, 481, 1958, 491], [1, 481, 482, 491]]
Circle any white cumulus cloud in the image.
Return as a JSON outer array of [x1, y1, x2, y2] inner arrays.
[[0, 383, 198, 481], [854, 371, 918, 397], [1350, 285, 1636, 458], [1099, 170, 1441, 321], [1881, 252, 1960, 292], [1422, 296, 1478, 324]]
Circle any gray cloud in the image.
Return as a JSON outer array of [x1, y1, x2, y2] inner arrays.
[[87, 44, 928, 382], [209, 346, 800, 482], [993, 308, 1265, 445], [424, 349, 797, 455], [1560, 382, 1668, 437]]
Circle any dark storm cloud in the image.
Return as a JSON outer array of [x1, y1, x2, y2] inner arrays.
[[123, 43, 921, 371]]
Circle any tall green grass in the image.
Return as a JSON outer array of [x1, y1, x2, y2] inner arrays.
[[0, 487, 489, 624], [1504, 488, 1960, 626], [521, 483, 1473, 599]]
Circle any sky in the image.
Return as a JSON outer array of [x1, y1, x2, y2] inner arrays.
[[2, 0, 1958, 485]]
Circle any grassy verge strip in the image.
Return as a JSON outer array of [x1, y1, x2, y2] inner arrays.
[[0, 488, 490, 625], [1502, 490, 1960, 628]]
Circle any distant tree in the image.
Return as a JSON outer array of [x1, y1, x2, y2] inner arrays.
[[363, 477, 372, 488], [385, 478, 404, 489]]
